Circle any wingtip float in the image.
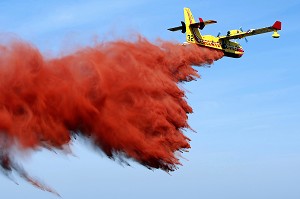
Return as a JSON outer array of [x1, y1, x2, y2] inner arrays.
[[168, 7, 282, 58]]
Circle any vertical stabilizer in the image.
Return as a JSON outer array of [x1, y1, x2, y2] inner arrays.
[[183, 7, 202, 44]]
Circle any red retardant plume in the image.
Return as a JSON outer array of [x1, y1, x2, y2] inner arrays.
[[0, 37, 223, 195]]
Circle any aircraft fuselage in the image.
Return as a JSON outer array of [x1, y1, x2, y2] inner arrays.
[[191, 34, 244, 58]]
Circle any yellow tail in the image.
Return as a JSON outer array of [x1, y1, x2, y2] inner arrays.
[[184, 7, 202, 44]]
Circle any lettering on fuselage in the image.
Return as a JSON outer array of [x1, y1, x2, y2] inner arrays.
[[198, 39, 222, 48]]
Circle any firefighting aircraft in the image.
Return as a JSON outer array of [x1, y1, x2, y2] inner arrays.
[[168, 7, 282, 58]]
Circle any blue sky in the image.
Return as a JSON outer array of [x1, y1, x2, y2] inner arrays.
[[0, 1, 299, 199]]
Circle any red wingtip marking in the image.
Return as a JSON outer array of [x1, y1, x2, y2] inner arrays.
[[273, 21, 282, 30]]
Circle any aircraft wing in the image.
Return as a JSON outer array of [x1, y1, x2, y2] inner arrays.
[[220, 21, 281, 40]]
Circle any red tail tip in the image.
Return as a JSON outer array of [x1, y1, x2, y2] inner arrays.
[[272, 21, 281, 30]]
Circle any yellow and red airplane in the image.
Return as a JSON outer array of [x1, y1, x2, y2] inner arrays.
[[168, 7, 282, 58]]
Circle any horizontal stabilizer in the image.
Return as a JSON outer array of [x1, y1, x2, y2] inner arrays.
[[168, 21, 186, 33], [190, 18, 217, 30]]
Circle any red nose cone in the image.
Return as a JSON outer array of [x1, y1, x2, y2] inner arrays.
[[238, 48, 244, 57]]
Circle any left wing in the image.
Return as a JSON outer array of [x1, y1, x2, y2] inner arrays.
[[220, 21, 281, 40]]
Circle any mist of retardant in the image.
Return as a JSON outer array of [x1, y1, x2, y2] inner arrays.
[[0, 37, 223, 195]]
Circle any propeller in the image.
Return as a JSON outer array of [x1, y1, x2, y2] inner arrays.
[[239, 27, 248, 42]]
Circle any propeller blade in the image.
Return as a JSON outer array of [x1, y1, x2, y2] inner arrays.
[[239, 26, 248, 42]]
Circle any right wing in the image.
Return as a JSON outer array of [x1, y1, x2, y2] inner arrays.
[[219, 21, 281, 40]]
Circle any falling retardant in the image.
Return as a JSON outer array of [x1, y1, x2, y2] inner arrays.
[[0, 37, 223, 195]]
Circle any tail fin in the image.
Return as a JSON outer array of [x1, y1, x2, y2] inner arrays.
[[183, 7, 202, 44]]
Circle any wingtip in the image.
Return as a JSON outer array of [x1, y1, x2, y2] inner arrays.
[[272, 21, 282, 30]]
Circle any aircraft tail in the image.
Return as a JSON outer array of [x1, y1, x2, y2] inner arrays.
[[168, 8, 217, 44], [183, 7, 202, 44]]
